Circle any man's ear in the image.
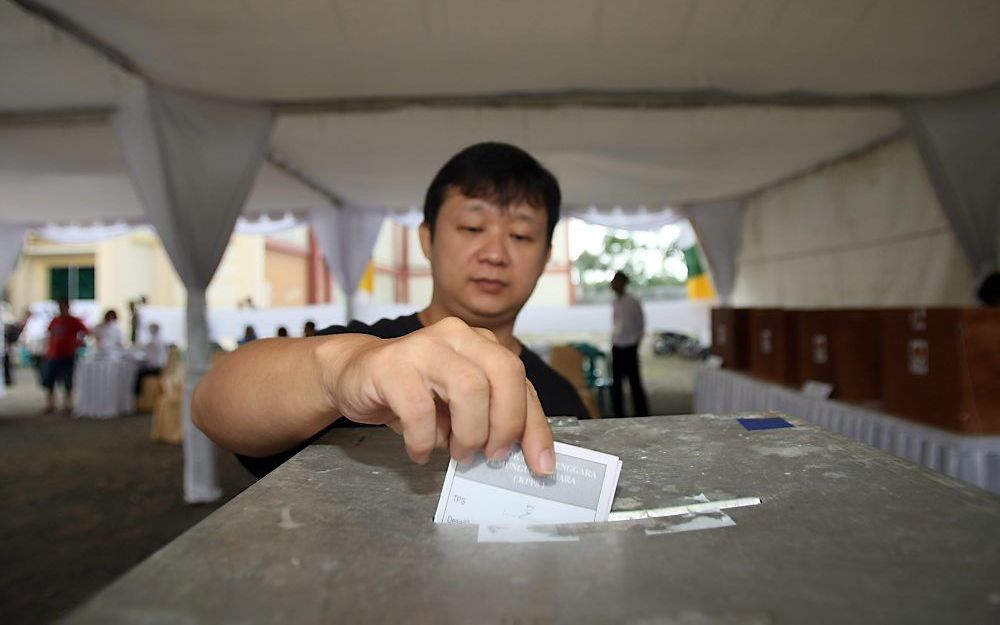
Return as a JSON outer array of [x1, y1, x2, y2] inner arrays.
[[418, 222, 433, 261]]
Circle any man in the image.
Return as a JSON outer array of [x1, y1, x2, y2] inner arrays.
[[3, 308, 29, 386], [609, 271, 649, 418], [128, 299, 139, 345], [43, 299, 88, 414], [194, 142, 587, 478], [135, 322, 169, 395]]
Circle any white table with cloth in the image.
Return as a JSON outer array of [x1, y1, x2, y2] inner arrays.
[[694, 367, 1000, 495], [73, 355, 141, 419]]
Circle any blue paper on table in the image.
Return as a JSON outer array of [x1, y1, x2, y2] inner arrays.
[[738, 417, 794, 431]]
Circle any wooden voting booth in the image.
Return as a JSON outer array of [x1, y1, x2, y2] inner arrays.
[[795, 309, 883, 404], [882, 308, 1000, 434], [711, 306, 1000, 434], [710, 307, 750, 371], [748, 308, 800, 386]]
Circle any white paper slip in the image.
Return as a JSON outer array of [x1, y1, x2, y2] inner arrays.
[[433, 442, 622, 526]]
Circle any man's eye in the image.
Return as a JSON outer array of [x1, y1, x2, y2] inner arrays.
[[459, 226, 483, 233], [511, 233, 533, 242]]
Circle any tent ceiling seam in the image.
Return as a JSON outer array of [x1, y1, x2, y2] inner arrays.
[[730, 127, 908, 207], [738, 226, 951, 266], [265, 84, 1000, 114], [266, 150, 342, 207], [11, 0, 141, 75]]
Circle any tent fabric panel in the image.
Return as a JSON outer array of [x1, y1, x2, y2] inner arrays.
[[271, 106, 902, 209], [0, 123, 324, 225], [23, 0, 1000, 105], [732, 138, 975, 307], [0, 1, 135, 111]]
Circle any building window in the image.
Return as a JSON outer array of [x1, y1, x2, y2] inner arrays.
[[50, 266, 95, 301]]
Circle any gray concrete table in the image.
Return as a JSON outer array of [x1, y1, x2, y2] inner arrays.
[[65, 414, 1000, 624]]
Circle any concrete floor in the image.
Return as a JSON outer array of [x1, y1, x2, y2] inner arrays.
[[0, 353, 697, 624]]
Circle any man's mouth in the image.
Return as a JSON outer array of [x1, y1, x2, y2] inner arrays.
[[471, 278, 507, 294]]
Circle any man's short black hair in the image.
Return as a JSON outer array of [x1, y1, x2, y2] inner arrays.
[[423, 142, 561, 245]]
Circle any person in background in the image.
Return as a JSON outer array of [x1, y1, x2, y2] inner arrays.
[[42, 300, 88, 414], [302, 320, 317, 337], [238, 325, 258, 346], [128, 300, 139, 345], [609, 271, 649, 418], [3, 308, 29, 386], [276, 326, 289, 338], [135, 322, 169, 395], [977, 272, 1000, 307], [93, 309, 124, 355]]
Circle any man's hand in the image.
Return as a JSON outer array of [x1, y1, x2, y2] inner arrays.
[[319, 317, 555, 476]]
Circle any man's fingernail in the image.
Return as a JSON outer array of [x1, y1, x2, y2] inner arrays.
[[457, 452, 476, 465], [489, 446, 510, 461], [537, 448, 555, 475]]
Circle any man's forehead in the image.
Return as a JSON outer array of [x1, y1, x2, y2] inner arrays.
[[445, 189, 546, 221]]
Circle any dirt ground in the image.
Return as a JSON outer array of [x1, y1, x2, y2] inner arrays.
[[0, 353, 696, 624], [0, 367, 256, 625]]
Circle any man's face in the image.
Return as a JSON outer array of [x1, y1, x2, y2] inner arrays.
[[419, 188, 551, 328]]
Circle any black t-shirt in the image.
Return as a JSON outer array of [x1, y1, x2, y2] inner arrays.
[[237, 313, 588, 478]]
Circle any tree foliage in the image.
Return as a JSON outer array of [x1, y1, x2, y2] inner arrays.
[[574, 231, 685, 289]]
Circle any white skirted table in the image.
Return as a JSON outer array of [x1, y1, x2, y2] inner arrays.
[[695, 367, 1000, 495], [73, 358, 140, 419]]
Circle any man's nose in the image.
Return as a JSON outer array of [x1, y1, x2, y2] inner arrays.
[[478, 231, 511, 265]]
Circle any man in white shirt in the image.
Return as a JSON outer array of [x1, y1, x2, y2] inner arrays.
[[610, 271, 649, 417], [135, 322, 169, 395]]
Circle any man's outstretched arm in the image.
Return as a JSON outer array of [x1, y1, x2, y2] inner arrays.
[[192, 317, 555, 475]]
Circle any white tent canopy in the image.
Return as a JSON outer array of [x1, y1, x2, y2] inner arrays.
[[2, 0, 999, 502], [6, 0, 1000, 107], [2, 0, 995, 229]]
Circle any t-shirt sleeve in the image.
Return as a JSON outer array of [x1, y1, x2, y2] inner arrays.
[[236, 427, 330, 479]]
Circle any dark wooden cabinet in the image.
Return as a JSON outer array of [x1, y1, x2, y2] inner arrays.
[[882, 308, 1000, 433]]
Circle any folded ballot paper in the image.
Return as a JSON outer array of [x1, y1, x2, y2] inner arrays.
[[434, 442, 622, 526]]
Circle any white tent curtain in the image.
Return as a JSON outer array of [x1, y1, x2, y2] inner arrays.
[[564, 205, 684, 232], [906, 88, 1000, 282], [686, 200, 745, 304], [234, 211, 307, 236], [0, 224, 26, 295], [0, 224, 28, 398], [35, 221, 136, 244], [310, 204, 387, 322], [113, 81, 273, 503], [386, 206, 425, 229], [32, 212, 305, 242]]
